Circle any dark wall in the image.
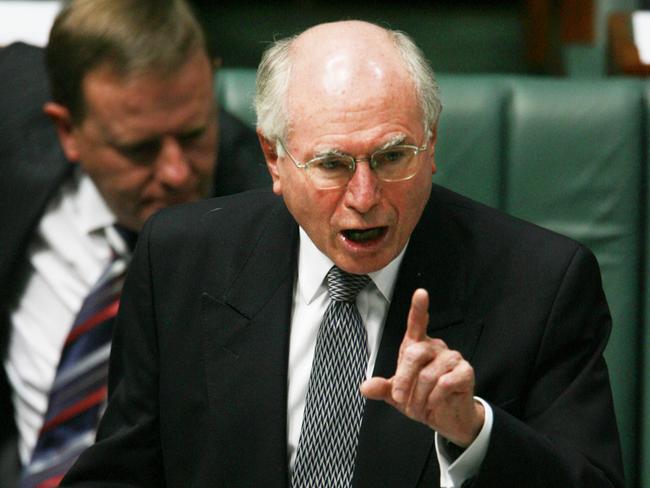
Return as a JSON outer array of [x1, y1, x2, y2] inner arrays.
[[190, 1, 529, 74]]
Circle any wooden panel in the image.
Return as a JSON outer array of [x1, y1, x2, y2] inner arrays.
[[560, 0, 595, 43], [525, 0, 595, 74], [608, 12, 650, 76]]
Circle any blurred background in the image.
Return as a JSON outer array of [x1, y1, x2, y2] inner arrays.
[[189, 0, 648, 77], [2, 0, 649, 76]]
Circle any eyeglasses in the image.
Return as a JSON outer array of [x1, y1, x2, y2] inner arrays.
[[277, 137, 429, 190]]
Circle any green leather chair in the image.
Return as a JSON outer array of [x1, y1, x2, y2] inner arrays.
[[503, 79, 644, 488], [642, 80, 650, 488], [216, 69, 648, 487], [436, 76, 644, 486]]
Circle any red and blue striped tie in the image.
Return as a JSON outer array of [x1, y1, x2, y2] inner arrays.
[[20, 255, 127, 487]]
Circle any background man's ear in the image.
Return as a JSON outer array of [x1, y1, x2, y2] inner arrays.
[[257, 130, 283, 195], [43, 102, 81, 162]]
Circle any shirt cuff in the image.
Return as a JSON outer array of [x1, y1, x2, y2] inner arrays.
[[435, 397, 493, 488]]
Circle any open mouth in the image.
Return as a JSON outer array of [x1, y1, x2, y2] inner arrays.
[[342, 227, 388, 243]]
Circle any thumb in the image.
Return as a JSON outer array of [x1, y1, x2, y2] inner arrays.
[[360, 377, 392, 401]]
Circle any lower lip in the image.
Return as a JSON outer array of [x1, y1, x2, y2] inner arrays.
[[339, 227, 389, 251]]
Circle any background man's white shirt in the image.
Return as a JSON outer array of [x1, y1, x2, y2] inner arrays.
[[4, 169, 128, 463]]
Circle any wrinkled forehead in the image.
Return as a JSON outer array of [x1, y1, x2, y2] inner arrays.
[[285, 25, 420, 135]]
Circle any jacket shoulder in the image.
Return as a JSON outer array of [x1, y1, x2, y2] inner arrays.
[[427, 184, 596, 282]]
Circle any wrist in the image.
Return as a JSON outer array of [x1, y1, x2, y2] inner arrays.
[[444, 399, 485, 448]]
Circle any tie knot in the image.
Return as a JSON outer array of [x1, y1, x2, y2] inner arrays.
[[326, 266, 370, 302], [114, 224, 138, 252]]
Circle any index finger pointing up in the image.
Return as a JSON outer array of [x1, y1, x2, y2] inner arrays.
[[405, 288, 430, 341]]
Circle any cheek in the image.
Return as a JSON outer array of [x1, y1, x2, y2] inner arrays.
[[405, 179, 432, 226], [190, 150, 216, 181], [190, 130, 218, 174], [392, 175, 431, 230], [287, 186, 340, 238], [93, 163, 152, 202], [78, 144, 130, 178]]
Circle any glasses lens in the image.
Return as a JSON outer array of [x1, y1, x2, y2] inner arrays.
[[372, 146, 419, 180], [309, 155, 354, 188]]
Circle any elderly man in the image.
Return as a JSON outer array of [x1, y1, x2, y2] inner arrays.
[[0, 0, 268, 486], [61, 21, 623, 487]]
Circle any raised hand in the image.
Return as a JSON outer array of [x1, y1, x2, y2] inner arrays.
[[360, 288, 484, 447]]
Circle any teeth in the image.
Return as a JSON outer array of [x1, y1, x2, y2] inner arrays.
[[345, 228, 383, 242]]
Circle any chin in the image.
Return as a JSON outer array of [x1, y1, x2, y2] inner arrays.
[[333, 256, 390, 275]]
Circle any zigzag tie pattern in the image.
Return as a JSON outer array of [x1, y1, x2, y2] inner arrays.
[[292, 266, 371, 488], [20, 254, 127, 488]]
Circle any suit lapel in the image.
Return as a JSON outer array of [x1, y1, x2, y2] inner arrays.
[[200, 200, 298, 487], [0, 122, 69, 287], [354, 193, 484, 487]]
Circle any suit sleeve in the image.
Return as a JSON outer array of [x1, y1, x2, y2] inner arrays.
[[474, 245, 625, 487], [61, 217, 165, 487]]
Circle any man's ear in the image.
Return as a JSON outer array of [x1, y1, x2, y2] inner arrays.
[[43, 102, 81, 162], [257, 130, 283, 195], [429, 125, 438, 175]]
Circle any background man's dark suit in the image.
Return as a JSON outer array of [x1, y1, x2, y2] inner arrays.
[[0, 42, 270, 481], [62, 185, 623, 487]]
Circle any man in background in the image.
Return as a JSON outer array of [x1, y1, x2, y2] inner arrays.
[[0, 0, 268, 485], [61, 20, 623, 487]]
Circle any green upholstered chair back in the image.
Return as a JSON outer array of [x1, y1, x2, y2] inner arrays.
[[638, 80, 650, 487], [216, 69, 649, 487], [436, 76, 645, 487]]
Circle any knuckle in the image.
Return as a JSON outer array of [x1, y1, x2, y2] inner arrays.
[[403, 346, 419, 363], [392, 376, 408, 391], [429, 338, 447, 349], [448, 351, 462, 363], [403, 342, 427, 362], [419, 368, 438, 384], [458, 360, 474, 378], [438, 375, 456, 391]]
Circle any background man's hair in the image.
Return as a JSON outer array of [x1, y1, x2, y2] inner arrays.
[[254, 23, 442, 146], [46, 0, 208, 124]]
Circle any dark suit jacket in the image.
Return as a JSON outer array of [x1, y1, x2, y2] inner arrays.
[[61, 186, 624, 487], [0, 42, 270, 485]]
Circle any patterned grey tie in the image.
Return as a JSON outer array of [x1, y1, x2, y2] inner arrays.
[[292, 266, 371, 488]]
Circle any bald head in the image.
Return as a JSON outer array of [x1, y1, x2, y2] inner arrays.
[[255, 20, 441, 143], [288, 22, 414, 128], [291, 21, 408, 97]]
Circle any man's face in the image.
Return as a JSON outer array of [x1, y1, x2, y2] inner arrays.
[[48, 50, 217, 231], [265, 60, 436, 275]]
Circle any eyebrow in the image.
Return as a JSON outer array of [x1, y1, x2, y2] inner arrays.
[[107, 124, 209, 151], [107, 137, 159, 155], [312, 134, 408, 159]]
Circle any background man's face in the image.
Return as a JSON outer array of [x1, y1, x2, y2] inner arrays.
[[269, 54, 435, 275], [52, 50, 218, 231]]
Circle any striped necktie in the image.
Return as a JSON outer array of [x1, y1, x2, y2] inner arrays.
[[20, 254, 127, 488], [292, 266, 371, 488]]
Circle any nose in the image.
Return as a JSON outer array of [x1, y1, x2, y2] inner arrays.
[[343, 160, 381, 213], [155, 136, 191, 189]]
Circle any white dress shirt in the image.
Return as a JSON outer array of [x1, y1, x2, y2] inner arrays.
[[4, 169, 128, 464], [287, 228, 493, 487]]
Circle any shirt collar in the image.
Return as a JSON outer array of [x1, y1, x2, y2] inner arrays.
[[297, 227, 407, 304], [74, 168, 117, 236], [72, 168, 130, 257]]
